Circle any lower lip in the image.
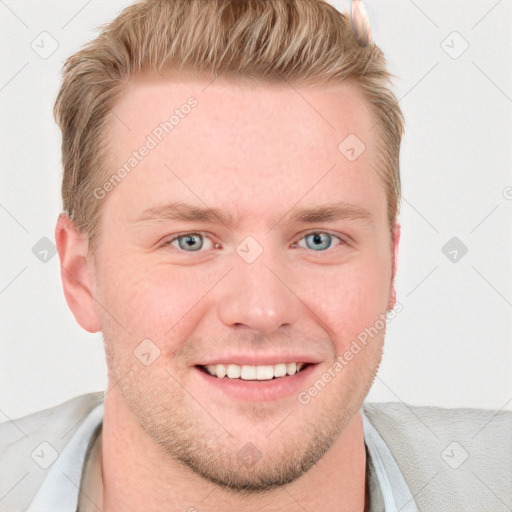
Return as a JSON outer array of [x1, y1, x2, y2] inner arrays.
[[194, 364, 318, 402]]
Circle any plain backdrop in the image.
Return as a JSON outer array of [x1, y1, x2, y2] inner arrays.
[[1, 0, 511, 420]]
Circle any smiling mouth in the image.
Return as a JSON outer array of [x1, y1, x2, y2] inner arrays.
[[196, 362, 311, 381]]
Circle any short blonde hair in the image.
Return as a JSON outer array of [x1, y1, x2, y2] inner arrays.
[[54, 0, 404, 252]]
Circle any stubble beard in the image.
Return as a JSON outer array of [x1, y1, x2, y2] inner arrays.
[[104, 333, 383, 496]]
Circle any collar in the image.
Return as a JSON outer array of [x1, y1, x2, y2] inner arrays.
[[361, 410, 419, 512], [26, 401, 104, 512]]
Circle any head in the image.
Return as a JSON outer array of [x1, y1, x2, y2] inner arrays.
[[55, 0, 404, 494]]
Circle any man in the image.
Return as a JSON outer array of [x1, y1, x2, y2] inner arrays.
[[1, 0, 510, 511]]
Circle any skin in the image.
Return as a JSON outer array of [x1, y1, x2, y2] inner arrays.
[[55, 73, 400, 511]]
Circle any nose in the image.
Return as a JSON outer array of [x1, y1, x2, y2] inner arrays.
[[216, 255, 302, 336]]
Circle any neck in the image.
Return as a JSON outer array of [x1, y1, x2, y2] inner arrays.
[[100, 387, 367, 512]]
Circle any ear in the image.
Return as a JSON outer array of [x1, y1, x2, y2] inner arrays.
[[387, 221, 401, 311], [55, 213, 101, 333]]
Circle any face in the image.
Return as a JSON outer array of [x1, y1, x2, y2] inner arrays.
[[87, 75, 398, 491]]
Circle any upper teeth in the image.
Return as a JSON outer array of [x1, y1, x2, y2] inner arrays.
[[204, 362, 305, 380]]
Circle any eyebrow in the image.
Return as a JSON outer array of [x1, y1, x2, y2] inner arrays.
[[135, 200, 373, 228]]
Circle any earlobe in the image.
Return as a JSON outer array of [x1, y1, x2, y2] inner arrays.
[[388, 222, 401, 311], [55, 213, 101, 333]]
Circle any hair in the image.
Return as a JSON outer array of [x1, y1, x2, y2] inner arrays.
[[54, 0, 405, 254]]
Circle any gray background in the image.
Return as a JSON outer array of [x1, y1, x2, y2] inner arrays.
[[1, 0, 511, 419]]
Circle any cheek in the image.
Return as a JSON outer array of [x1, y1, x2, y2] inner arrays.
[[96, 254, 216, 342], [309, 250, 392, 348]]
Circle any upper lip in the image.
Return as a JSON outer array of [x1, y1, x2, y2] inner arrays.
[[194, 353, 321, 366]]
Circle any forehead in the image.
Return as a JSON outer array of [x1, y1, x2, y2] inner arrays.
[[113, 73, 375, 146], [102, 74, 385, 226]]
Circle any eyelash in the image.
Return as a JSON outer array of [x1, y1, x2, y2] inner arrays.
[[161, 230, 347, 253]]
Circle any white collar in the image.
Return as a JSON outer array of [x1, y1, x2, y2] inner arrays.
[[27, 401, 104, 511], [361, 410, 419, 511]]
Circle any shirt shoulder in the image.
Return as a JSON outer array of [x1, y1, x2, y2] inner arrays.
[[0, 392, 104, 512], [362, 401, 512, 512]]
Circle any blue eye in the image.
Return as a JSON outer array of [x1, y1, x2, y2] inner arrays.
[[165, 232, 212, 252], [178, 233, 203, 251], [298, 232, 343, 251]]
